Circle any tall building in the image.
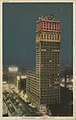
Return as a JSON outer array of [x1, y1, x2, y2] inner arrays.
[[7, 65, 19, 85], [26, 14, 60, 110]]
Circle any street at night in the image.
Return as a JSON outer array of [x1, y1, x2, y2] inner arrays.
[[3, 84, 43, 116]]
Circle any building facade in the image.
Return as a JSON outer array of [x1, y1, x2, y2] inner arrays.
[[26, 70, 40, 107], [26, 14, 60, 109]]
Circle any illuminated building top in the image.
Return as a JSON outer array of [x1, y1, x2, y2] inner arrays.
[[36, 14, 60, 32]]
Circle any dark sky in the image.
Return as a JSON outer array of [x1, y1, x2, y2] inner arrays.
[[3, 3, 73, 69]]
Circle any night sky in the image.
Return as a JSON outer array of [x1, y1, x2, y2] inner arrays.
[[3, 3, 73, 69]]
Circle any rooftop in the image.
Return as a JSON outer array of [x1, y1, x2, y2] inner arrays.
[[37, 14, 59, 22]]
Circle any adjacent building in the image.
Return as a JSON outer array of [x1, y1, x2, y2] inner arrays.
[[17, 75, 27, 91], [7, 65, 19, 85], [26, 14, 60, 110]]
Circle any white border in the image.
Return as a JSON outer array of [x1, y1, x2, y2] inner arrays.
[[0, 0, 76, 119], [73, 0, 76, 118], [0, 0, 75, 3], [0, 1, 2, 118]]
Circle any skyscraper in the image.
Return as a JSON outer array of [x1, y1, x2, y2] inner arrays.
[[26, 14, 60, 110]]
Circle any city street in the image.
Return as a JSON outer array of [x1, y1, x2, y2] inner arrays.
[[3, 83, 43, 116]]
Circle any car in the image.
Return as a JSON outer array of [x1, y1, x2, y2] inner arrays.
[[19, 103, 22, 106]]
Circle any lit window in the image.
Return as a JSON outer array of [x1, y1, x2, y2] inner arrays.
[[44, 33, 46, 39], [41, 64, 43, 67], [49, 60, 52, 62], [44, 49, 46, 51], [41, 49, 46, 51], [49, 84, 52, 87]]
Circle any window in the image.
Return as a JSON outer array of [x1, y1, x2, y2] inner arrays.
[[47, 33, 50, 39], [52, 35, 54, 40], [41, 34, 43, 39], [44, 33, 46, 39]]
